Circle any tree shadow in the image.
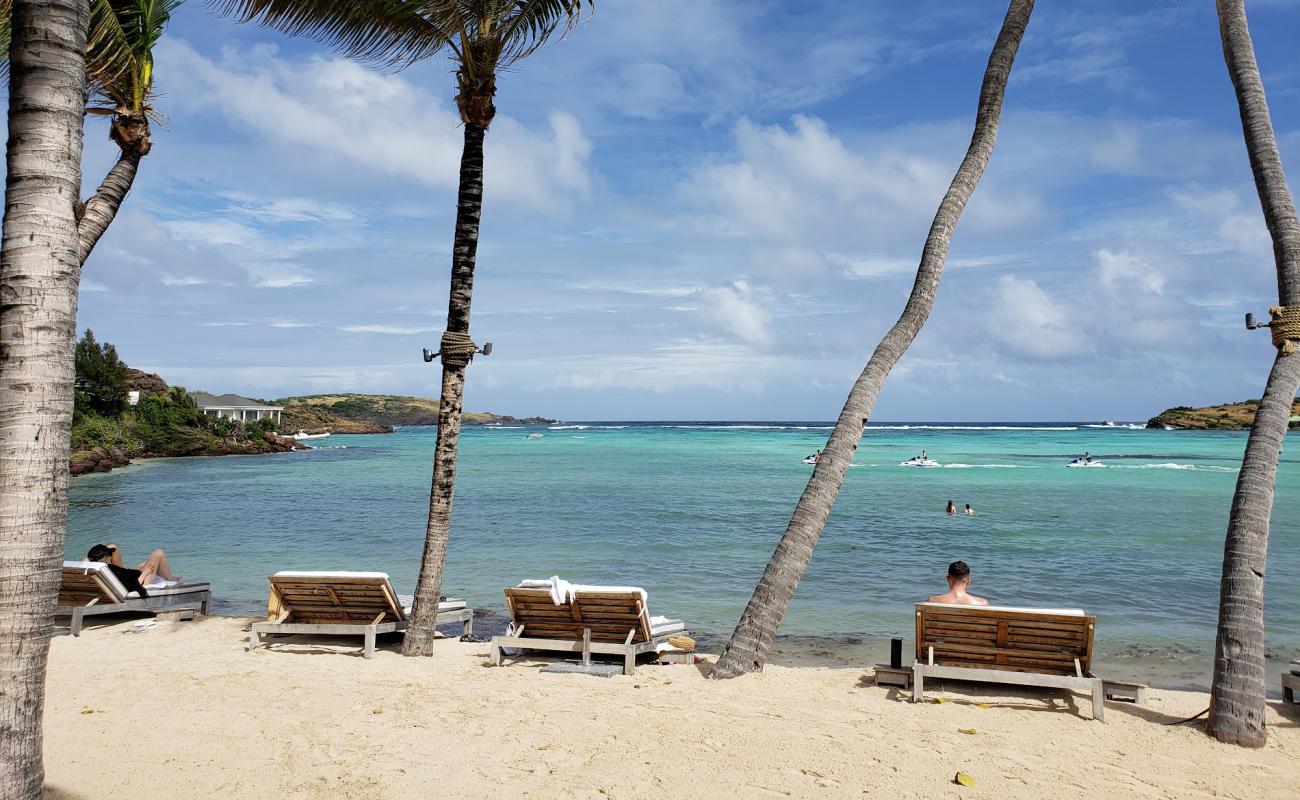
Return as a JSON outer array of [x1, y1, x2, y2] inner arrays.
[[44, 786, 91, 800]]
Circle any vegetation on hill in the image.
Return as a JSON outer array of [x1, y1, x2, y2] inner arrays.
[[71, 330, 301, 474], [277, 393, 556, 432], [1147, 399, 1300, 430]]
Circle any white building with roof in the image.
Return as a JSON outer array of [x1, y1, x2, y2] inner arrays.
[[191, 392, 283, 424]]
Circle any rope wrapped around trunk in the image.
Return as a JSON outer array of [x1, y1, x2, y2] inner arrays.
[[1271, 306, 1300, 354], [439, 331, 479, 366]]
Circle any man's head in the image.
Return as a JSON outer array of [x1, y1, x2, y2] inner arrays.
[[946, 560, 971, 588], [87, 544, 115, 563]]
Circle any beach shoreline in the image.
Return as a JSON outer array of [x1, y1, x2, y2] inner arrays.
[[43, 615, 1300, 800]]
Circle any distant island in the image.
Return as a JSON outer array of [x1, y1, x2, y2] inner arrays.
[[68, 330, 557, 476], [277, 394, 557, 434], [1147, 399, 1300, 430]]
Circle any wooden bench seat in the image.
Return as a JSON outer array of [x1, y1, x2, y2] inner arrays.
[[912, 602, 1107, 721]]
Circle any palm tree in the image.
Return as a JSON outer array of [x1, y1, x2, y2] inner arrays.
[[2, 0, 181, 263], [1206, 0, 1300, 748], [711, 0, 1036, 679], [78, 0, 181, 262], [215, 0, 594, 655], [0, 3, 90, 797]]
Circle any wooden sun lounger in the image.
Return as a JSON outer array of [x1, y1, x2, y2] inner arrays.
[[57, 561, 211, 636], [246, 571, 474, 659], [911, 602, 1107, 721], [489, 586, 686, 676], [1283, 662, 1300, 703]]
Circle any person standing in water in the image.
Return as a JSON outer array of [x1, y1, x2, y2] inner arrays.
[[964, 504, 975, 515], [946, 500, 957, 515]]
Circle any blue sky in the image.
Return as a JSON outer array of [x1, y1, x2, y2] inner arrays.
[[69, 0, 1300, 421]]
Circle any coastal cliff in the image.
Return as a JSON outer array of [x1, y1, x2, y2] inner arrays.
[[277, 393, 557, 433], [1147, 399, 1300, 430]]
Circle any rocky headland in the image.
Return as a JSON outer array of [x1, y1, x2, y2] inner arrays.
[[277, 393, 557, 433], [1147, 399, 1300, 430]]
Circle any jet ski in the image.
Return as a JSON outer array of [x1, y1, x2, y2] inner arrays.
[[900, 456, 941, 467], [1066, 456, 1104, 468], [802, 456, 819, 465]]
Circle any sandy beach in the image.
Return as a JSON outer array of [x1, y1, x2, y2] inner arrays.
[[41, 615, 1300, 799]]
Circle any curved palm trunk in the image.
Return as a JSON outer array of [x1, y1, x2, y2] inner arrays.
[[711, 0, 1035, 679], [0, 0, 89, 796], [78, 151, 141, 264], [403, 121, 487, 656], [1207, 0, 1300, 748]]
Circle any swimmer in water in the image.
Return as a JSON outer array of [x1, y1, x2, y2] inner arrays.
[[946, 500, 957, 515], [964, 504, 975, 516]]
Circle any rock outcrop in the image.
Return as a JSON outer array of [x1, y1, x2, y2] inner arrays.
[[127, 368, 170, 398], [1147, 399, 1300, 430]]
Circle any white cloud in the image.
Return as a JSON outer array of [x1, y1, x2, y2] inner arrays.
[[700, 280, 772, 346], [985, 275, 1090, 361], [339, 324, 436, 335], [157, 40, 592, 212], [254, 274, 313, 289]]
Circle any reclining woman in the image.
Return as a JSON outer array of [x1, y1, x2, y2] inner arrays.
[[86, 543, 181, 597]]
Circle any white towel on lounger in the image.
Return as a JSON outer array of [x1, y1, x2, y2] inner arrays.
[[518, 576, 573, 606]]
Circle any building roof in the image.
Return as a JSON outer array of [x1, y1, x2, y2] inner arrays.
[[191, 392, 283, 410]]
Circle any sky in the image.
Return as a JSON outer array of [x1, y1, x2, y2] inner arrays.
[[65, 0, 1300, 421]]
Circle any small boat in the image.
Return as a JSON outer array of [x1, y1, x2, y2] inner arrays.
[[802, 456, 819, 465], [1066, 456, 1104, 468], [290, 430, 330, 440], [900, 456, 941, 467]]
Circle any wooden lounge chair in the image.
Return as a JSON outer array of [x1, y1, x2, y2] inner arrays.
[[57, 561, 212, 636], [246, 571, 474, 659], [1283, 661, 1300, 703], [911, 602, 1106, 721], [489, 584, 686, 676]]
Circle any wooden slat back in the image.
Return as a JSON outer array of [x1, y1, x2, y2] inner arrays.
[[267, 576, 403, 625], [59, 568, 115, 606], [504, 588, 651, 643], [915, 604, 1096, 676]]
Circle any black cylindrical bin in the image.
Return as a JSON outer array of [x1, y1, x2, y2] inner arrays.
[[890, 637, 903, 669]]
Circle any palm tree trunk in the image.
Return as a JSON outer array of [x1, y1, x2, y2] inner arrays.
[[77, 151, 141, 265], [711, 0, 1035, 679], [1207, 0, 1300, 747], [0, 0, 90, 796], [403, 121, 486, 656]]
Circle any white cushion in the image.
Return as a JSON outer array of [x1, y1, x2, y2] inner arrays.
[[650, 617, 685, 636], [66, 561, 208, 601], [1290, 660, 1300, 676], [63, 561, 128, 603], [398, 597, 467, 615], [272, 571, 390, 579], [917, 602, 1085, 616]]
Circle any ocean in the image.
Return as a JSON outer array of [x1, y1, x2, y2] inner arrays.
[[66, 421, 1300, 691]]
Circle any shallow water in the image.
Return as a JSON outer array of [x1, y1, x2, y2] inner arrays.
[[67, 422, 1300, 690]]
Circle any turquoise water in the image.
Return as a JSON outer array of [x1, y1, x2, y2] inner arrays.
[[67, 422, 1300, 689]]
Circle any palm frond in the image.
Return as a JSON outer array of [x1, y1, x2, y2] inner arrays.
[[87, 0, 138, 107], [207, 0, 452, 68], [495, 0, 590, 68]]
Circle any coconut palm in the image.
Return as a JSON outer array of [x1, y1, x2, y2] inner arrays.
[[0, 3, 90, 796], [216, 0, 594, 655], [2, 0, 181, 263], [711, 0, 1036, 679], [1206, 0, 1300, 748]]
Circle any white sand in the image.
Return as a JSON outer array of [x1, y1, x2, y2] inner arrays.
[[43, 616, 1300, 799]]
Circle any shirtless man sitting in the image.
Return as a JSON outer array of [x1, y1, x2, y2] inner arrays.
[[927, 560, 989, 606]]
